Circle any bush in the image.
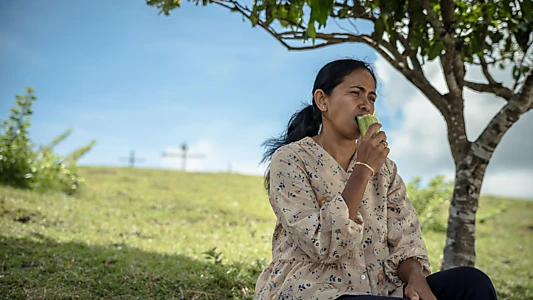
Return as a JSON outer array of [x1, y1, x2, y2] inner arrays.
[[0, 87, 96, 194], [407, 175, 507, 232], [407, 175, 453, 232]]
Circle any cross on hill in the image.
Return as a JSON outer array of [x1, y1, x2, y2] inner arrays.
[[120, 150, 145, 168], [162, 142, 206, 172]]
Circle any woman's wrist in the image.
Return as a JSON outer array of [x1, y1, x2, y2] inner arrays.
[[407, 268, 426, 283], [398, 258, 426, 283], [353, 164, 373, 179], [354, 161, 375, 177]]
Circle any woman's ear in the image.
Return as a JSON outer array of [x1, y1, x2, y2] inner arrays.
[[313, 89, 328, 112]]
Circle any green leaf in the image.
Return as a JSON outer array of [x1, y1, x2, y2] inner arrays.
[[338, 7, 348, 18], [489, 31, 503, 43], [382, 13, 391, 32], [512, 65, 520, 80], [427, 41, 445, 60], [307, 21, 316, 40], [373, 17, 385, 43], [317, 0, 333, 27], [303, 30, 309, 41], [470, 33, 481, 55], [522, 0, 533, 21], [309, 0, 320, 24], [410, 33, 421, 51], [249, 10, 258, 26], [309, 0, 333, 28]]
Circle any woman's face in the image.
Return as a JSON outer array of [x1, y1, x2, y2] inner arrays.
[[316, 68, 377, 139]]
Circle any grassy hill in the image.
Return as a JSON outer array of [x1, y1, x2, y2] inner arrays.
[[1, 166, 532, 299]]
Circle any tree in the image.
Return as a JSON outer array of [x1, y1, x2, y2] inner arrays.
[[146, 0, 533, 270]]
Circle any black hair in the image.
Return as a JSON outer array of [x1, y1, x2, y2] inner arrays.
[[261, 59, 377, 192]]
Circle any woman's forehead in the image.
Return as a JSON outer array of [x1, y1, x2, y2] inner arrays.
[[341, 69, 376, 90]]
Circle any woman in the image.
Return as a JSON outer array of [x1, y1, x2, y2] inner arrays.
[[255, 59, 497, 300]]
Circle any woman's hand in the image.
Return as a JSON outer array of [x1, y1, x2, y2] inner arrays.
[[404, 275, 437, 300], [355, 123, 389, 175]]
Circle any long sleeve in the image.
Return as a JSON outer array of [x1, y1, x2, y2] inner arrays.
[[268, 146, 365, 264], [383, 161, 431, 287]]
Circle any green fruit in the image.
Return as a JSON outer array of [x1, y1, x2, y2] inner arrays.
[[356, 114, 380, 137]]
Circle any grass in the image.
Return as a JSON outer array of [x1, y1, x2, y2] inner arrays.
[[1, 166, 532, 299]]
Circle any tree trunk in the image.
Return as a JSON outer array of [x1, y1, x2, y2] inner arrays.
[[440, 70, 532, 270], [441, 150, 489, 270]]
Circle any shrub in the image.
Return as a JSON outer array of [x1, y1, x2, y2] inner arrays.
[[0, 87, 96, 194], [407, 175, 453, 232]]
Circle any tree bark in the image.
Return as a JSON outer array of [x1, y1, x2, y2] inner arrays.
[[441, 70, 533, 269], [441, 150, 488, 270]]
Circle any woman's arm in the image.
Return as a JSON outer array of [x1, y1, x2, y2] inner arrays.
[[399, 258, 437, 300], [269, 146, 366, 263], [398, 258, 425, 283], [343, 122, 389, 220], [342, 165, 373, 220]]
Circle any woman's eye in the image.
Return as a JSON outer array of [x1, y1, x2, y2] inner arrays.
[[351, 91, 360, 96], [369, 97, 376, 103]]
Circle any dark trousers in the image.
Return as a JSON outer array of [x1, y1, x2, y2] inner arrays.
[[337, 266, 497, 300]]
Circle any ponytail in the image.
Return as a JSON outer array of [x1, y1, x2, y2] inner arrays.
[[261, 104, 322, 192]]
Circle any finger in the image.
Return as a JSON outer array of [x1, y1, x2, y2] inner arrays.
[[404, 286, 420, 300], [376, 142, 388, 152], [370, 132, 387, 147], [379, 146, 390, 157], [371, 134, 387, 148], [362, 123, 382, 141], [379, 131, 387, 142]]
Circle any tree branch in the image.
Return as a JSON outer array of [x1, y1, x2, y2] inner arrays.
[[526, 71, 533, 111], [440, 0, 456, 36], [333, 1, 376, 21], [380, 37, 409, 68], [475, 70, 533, 160], [422, 0, 453, 47], [213, 0, 448, 117], [405, 1, 423, 73], [397, 32, 422, 72], [422, 0, 463, 97], [479, 56, 497, 85], [464, 81, 514, 101], [514, 44, 532, 91]]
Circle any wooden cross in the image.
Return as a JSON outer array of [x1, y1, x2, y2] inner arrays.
[[120, 150, 144, 168], [162, 142, 206, 171]]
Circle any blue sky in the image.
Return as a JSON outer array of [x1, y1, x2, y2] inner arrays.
[[0, 0, 385, 172], [2, 0, 532, 198]]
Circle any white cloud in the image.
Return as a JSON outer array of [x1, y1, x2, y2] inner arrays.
[[481, 170, 533, 199], [374, 56, 533, 199], [376, 58, 453, 181]]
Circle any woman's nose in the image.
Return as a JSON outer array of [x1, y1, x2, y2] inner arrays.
[[358, 100, 371, 113]]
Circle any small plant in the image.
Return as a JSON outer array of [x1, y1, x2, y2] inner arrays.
[[407, 175, 453, 232], [203, 247, 224, 265], [0, 87, 96, 194]]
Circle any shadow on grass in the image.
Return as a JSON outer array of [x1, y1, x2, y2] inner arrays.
[[0, 236, 262, 299]]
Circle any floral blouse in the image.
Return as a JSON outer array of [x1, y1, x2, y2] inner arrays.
[[254, 137, 431, 300]]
